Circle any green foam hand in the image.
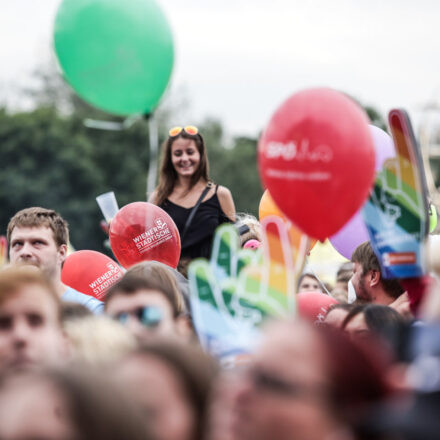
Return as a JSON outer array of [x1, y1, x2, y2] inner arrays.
[[188, 216, 308, 363], [362, 109, 429, 279]]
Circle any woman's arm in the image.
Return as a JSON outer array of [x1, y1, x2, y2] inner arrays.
[[217, 186, 236, 222]]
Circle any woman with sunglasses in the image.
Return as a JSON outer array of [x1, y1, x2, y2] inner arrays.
[[149, 126, 236, 266]]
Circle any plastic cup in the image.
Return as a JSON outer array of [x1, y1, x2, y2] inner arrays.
[[96, 192, 119, 223]]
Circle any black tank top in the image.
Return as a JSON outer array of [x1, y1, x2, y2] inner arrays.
[[160, 185, 231, 260]]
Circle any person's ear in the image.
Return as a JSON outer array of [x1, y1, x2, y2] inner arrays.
[[369, 270, 381, 287], [58, 244, 68, 264]]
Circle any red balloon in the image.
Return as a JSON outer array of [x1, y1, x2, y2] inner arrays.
[[109, 202, 181, 269], [62, 250, 123, 300], [297, 292, 338, 323], [258, 88, 375, 240]]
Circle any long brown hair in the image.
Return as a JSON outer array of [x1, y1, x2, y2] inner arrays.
[[155, 131, 210, 206]]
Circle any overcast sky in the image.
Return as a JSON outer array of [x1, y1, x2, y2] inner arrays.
[[1, 0, 440, 137]]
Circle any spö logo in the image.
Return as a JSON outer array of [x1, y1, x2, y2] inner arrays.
[[266, 139, 333, 163]]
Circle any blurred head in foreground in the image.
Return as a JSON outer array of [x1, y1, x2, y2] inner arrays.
[[0, 368, 153, 440], [228, 319, 390, 440], [63, 315, 136, 366], [0, 266, 66, 372], [114, 339, 218, 440], [324, 304, 355, 328]]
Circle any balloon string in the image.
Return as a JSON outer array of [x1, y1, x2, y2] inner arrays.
[[307, 266, 332, 296], [147, 116, 159, 200]]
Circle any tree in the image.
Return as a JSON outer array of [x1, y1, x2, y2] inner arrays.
[[2, 60, 178, 251], [364, 105, 387, 132], [0, 102, 162, 252], [200, 119, 263, 217], [2, 65, 391, 253], [0, 107, 104, 250]]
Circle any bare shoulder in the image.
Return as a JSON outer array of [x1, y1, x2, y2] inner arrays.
[[216, 185, 232, 199], [148, 189, 158, 204], [217, 185, 235, 221]]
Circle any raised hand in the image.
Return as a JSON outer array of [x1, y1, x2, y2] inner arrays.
[[188, 217, 309, 362], [188, 225, 262, 361], [362, 109, 429, 279], [236, 216, 309, 316]]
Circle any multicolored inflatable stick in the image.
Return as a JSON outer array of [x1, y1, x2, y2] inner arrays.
[[0, 236, 8, 268], [362, 109, 429, 279]]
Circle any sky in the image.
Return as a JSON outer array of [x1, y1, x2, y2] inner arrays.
[[1, 0, 440, 137]]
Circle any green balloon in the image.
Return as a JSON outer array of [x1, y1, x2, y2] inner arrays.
[[54, 0, 174, 116], [430, 204, 438, 233]]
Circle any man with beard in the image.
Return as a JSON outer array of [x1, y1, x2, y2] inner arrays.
[[350, 241, 405, 306]]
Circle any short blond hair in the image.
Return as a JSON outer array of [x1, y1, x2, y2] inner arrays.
[[7, 207, 69, 248], [64, 316, 137, 365], [0, 266, 61, 320]]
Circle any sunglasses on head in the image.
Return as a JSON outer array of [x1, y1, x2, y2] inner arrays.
[[168, 125, 199, 137], [115, 306, 163, 328], [237, 224, 250, 235]]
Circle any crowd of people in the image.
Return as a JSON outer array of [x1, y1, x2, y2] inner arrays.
[[1, 126, 440, 440]]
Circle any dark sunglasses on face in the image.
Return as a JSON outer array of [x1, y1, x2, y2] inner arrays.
[[114, 306, 163, 328]]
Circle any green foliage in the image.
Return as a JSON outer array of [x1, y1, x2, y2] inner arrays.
[[364, 105, 387, 131], [199, 119, 263, 217], [0, 107, 149, 251], [0, 105, 263, 252], [2, 62, 385, 250]]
